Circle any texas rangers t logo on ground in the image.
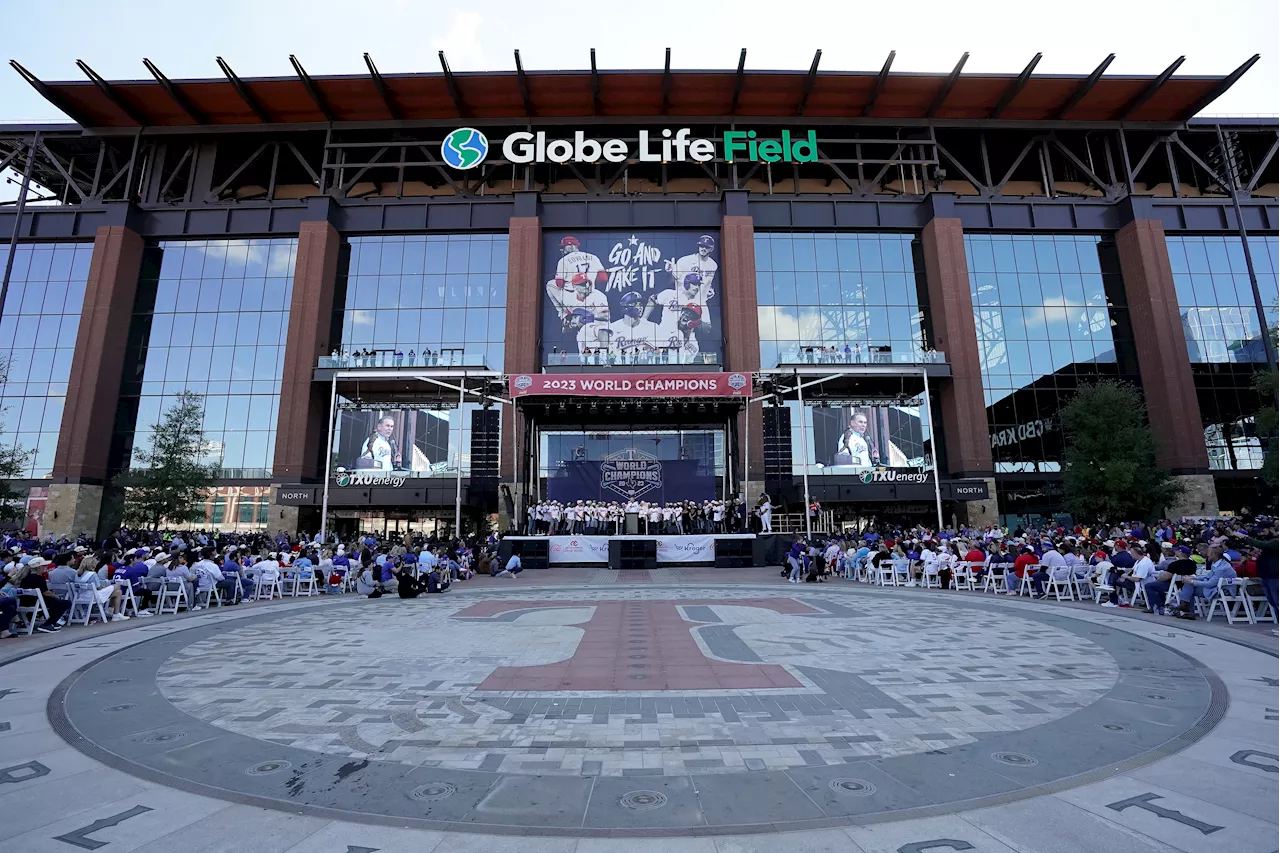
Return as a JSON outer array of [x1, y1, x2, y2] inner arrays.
[[442, 128, 488, 169]]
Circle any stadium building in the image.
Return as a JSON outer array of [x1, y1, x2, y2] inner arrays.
[[0, 51, 1276, 539]]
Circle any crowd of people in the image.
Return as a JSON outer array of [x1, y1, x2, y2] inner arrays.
[[524, 498, 758, 536], [777, 516, 1278, 622], [327, 348, 466, 368], [0, 528, 503, 639]]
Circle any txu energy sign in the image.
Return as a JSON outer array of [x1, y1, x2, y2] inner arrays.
[[443, 127, 818, 169]]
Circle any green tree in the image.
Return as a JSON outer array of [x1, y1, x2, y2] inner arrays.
[[1060, 380, 1184, 520], [1254, 367, 1279, 490], [118, 390, 218, 528], [0, 354, 33, 522]]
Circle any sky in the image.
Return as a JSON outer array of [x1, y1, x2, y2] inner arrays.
[[2, 0, 1277, 122]]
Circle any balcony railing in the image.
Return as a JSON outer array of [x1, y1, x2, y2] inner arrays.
[[775, 345, 946, 367], [544, 351, 722, 369], [319, 352, 488, 369]]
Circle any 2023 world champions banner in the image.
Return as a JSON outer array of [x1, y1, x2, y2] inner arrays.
[[542, 230, 722, 365]]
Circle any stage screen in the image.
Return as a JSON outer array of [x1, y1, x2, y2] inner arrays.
[[334, 408, 452, 474], [541, 230, 723, 365], [809, 404, 926, 470]]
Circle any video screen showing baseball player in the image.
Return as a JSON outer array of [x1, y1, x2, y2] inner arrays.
[[810, 404, 926, 471], [542, 231, 721, 366], [335, 408, 450, 473]]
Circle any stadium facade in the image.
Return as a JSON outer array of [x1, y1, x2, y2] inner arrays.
[[0, 51, 1276, 538]]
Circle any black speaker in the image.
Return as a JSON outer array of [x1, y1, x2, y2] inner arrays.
[[714, 538, 753, 568], [502, 538, 548, 570], [610, 539, 656, 569]]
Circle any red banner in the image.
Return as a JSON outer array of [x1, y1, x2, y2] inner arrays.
[[509, 372, 752, 398]]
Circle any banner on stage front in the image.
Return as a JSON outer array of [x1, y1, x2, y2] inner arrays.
[[544, 535, 717, 564], [547, 536, 611, 564], [509, 372, 751, 399]]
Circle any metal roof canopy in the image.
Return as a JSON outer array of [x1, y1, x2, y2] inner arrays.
[[6, 51, 1261, 129]]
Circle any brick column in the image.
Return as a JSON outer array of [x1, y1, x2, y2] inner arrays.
[[500, 214, 541, 529], [1115, 219, 1216, 515], [46, 225, 145, 538], [720, 213, 763, 489], [920, 217, 997, 525], [272, 220, 340, 483]]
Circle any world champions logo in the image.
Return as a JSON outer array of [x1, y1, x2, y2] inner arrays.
[[600, 448, 662, 500]]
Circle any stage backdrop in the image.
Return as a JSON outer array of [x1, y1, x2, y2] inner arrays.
[[547, 458, 715, 504], [541, 230, 722, 365]]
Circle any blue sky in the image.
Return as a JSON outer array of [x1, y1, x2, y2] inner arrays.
[[3, 0, 1276, 122]]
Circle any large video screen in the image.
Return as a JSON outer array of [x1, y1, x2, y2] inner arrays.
[[541, 230, 722, 365], [334, 408, 452, 474], [810, 404, 926, 470]]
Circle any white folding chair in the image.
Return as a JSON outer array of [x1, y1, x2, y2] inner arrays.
[[254, 573, 283, 601], [286, 570, 317, 597], [12, 588, 49, 635], [69, 581, 110, 625], [1243, 579, 1277, 624], [953, 561, 980, 592], [1045, 572, 1076, 601], [983, 566, 1007, 594], [1072, 570, 1096, 602], [1128, 582, 1148, 609], [157, 578, 189, 614], [115, 579, 140, 616], [195, 584, 224, 609], [1205, 578, 1249, 625], [1017, 573, 1035, 597]]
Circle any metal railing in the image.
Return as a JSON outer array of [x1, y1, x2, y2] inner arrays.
[[319, 352, 488, 369], [776, 346, 946, 367], [544, 351, 722, 368]]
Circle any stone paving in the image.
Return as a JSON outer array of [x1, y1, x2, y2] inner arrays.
[[154, 590, 1117, 777], [0, 573, 1275, 851]]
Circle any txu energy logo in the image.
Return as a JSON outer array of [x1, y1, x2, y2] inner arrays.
[[442, 127, 488, 169]]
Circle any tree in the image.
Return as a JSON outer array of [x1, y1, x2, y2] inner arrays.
[[1254, 368, 1279, 490], [1060, 380, 1184, 521], [0, 354, 33, 522], [118, 390, 218, 528]]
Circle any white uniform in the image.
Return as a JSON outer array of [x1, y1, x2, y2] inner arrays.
[[550, 250, 606, 318], [651, 287, 707, 328], [358, 435, 395, 470], [665, 253, 717, 323], [564, 289, 611, 354], [656, 316, 700, 364], [837, 430, 872, 466], [607, 317, 661, 356]]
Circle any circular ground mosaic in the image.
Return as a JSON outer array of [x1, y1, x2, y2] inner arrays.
[[54, 585, 1221, 835]]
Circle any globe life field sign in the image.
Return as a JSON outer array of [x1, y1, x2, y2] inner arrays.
[[441, 127, 819, 169]]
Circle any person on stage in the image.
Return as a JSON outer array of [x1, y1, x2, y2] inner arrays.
[[756, 494, 773, 533], [356, 416, 401, 471]]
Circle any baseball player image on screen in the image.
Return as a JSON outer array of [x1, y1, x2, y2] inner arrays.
[[646, 271, 708, 330], [547, 235, 607, 322], [562, 274, 612, 355], [656, 302, 703, 364], [661, 234, 717, 325], [605, 292, 662, 358]]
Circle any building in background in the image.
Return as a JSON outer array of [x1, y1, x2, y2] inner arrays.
[[0, 52, 1275, 535]]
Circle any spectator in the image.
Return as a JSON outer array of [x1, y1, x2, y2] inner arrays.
[[1172, 545, 1238, 620]]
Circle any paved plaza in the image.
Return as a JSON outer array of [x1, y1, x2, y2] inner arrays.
[[1, 570, 1277, 851]]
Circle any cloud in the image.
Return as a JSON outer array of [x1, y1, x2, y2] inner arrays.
[[430, 12, 485, 69]]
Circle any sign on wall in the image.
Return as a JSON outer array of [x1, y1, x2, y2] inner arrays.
[[509, 372, 751, 398], [541, 230, 723, 365]]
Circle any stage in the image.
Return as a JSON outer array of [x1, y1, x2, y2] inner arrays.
[[500, 534, 760, 568]]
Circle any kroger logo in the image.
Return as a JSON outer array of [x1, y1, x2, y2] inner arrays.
[[727, 373, 748, 390], [513, 374, 533, 390], [442, 128, 488, 170]]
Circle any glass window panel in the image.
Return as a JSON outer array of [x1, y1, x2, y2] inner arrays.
[[401, 239, 426, 274], [378, 240, 404, 275], [441, 309, 466, 344]]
